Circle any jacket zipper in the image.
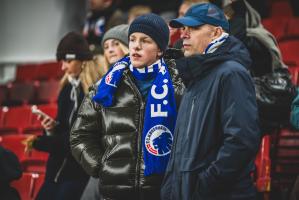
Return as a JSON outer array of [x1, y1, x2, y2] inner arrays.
[[124, 72, 145, 199], [186, 97, 196, 137], [54, 157, 68, 183]]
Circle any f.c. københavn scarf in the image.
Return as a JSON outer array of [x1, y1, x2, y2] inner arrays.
[[93, 56, 177, 176]]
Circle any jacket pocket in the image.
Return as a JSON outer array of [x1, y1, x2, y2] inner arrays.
[[179, 158, 204, 200]]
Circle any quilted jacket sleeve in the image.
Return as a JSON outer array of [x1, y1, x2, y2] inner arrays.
[[70, 87, 103, 177]]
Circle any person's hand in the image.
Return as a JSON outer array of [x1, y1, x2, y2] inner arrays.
[[22, 135, 37, 154], [38, 115, 56, 131]]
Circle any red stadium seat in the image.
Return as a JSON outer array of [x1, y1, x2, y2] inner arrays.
[[271, 1, 293, 17], [255, 135, 271, 192], [288, 66, 299, 85], [0, 134, 48, 162], [33, 80, 60, 105], [279, 40, 299, 65], [262, 18, 289, 41], [5, 81, 37, 106], [271, 128, 299, 193], [0, 106, 32, 135], [286, 17, 299, 38], [36, 62, 64, 80], [11, 172, 45, 200], [15, 64, 38, 82]]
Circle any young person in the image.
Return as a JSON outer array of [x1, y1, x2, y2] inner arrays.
[[80, 24, 129, 200], [70, 13, 184, 200]]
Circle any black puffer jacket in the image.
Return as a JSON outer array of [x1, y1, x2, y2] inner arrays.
[[70, 60, 184, 200]]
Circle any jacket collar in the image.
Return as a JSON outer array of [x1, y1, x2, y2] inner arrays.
[[176, 36, 251, 86]]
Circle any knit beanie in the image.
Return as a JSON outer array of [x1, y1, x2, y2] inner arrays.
[[101, 24, 129, 48], [56, 31, 93, 61], [129, 13, 169, 52]]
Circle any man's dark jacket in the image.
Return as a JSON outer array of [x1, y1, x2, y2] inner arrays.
[[161, 36, 261, 200], [70, 60, 184, 200]]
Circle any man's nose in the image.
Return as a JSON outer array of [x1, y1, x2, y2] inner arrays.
[[180, 28, 189, 39]]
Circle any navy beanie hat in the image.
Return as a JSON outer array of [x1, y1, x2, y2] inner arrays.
[[129, 13, 169, 52]]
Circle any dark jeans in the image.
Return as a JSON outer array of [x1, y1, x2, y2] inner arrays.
[[36, 180, 87, 200]]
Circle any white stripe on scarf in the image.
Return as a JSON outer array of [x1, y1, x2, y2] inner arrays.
[[204, 32, 229, 54]]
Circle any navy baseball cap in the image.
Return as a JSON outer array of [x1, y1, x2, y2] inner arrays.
[[169, 3, 229, 32]]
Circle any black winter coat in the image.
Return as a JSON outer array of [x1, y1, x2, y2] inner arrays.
[[33, 83, 89, 183], [70, 60, 184, 200], [0, 146, 22, 200], [161, 36, 261, 200]]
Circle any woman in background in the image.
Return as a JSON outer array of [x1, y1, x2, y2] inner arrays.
[[80, 24, 129, 200], [27, 32, 99, 200]]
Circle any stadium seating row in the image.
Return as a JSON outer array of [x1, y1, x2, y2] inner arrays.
[[279, 40, 299, 66], [262, 17, 299, 41], [0, 80, 60, 106], [15, 61, 64, 82]]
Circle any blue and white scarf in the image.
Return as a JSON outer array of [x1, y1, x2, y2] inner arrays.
[[93, 56, 177, 176], [204, 32, 229, 54]]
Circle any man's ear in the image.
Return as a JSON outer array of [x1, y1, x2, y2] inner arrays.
[[214, 27, 224, 38]]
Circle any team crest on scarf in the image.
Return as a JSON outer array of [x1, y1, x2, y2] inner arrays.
[[145, 125, 173, 156], [104, 61, 127, 87]]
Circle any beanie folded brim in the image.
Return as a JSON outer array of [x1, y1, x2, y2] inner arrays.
[[56, 52, 93, 61]]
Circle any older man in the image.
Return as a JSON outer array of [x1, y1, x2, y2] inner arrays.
[[161, 3, 261, 200]]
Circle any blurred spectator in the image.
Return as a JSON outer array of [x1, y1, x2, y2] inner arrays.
[[170, 0, 209, 48], [80, 24, 129, 200], [127, 5, 152, 24], [83, 0, 126, 53], [212, 0, 270, 18], [25, 32, 99, 200], [178, 0, 209, 17], [290, 0, 299, 16], [0, 146, 22, 200], [118, 0, 181, 15], [223, 0, 286, 76], [101, 24, 129, 66]]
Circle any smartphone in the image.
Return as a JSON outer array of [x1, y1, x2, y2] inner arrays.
[[31, 105, 58, 125]]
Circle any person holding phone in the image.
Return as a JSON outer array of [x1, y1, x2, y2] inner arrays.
[[26, 32, 100, 200]]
